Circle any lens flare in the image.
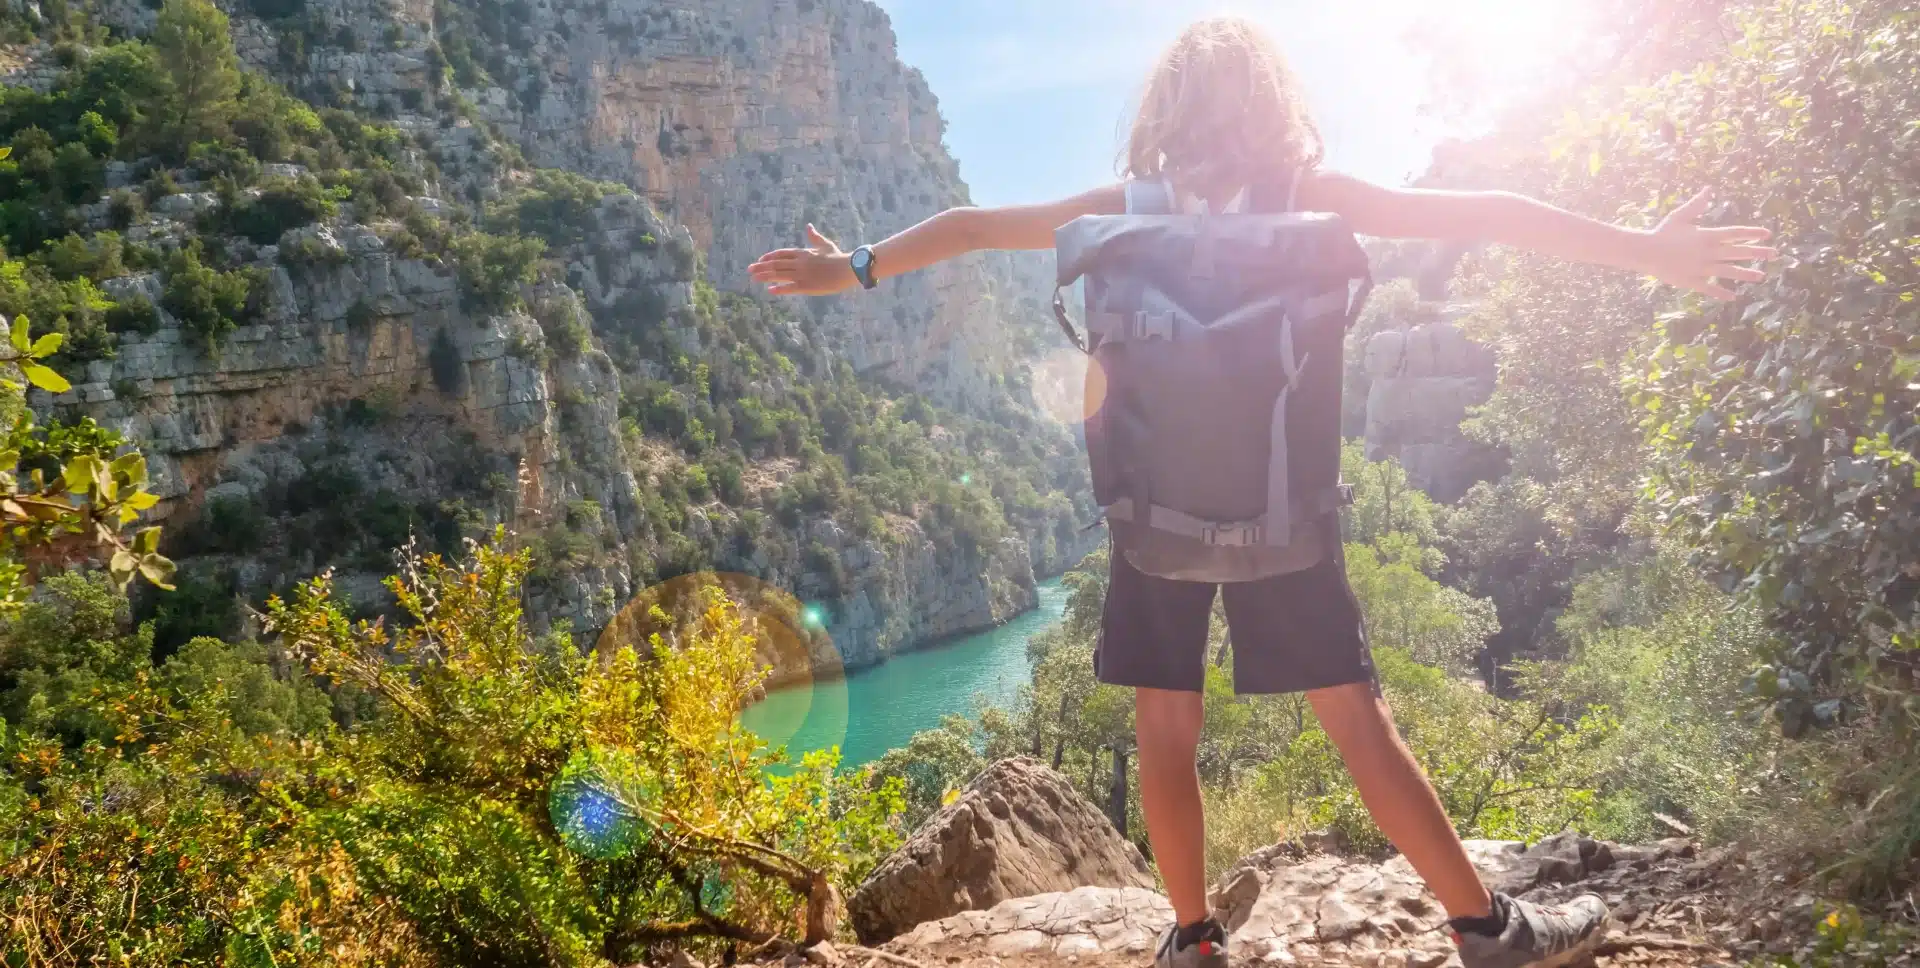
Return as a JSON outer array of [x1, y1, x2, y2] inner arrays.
[[595, 572, 851, 766], [696, 862, 735, 915], [1026, 346, 1103, 427], [549, 747, 652, 860]]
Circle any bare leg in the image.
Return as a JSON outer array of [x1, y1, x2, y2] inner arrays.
[[1135, 687, 1210, 926], [1307, 681, 1494, 919]]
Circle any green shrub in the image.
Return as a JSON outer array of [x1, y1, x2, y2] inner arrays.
[[450, 230, 543, 314], [108, 188, 145, 228], [531, 288, 590, 356], [141, 167, 181, 202], [684, 462, 711, 502], [216, 174, 336, 244], [186, 139, 260, 184], [708, 455, 747, 505], [162, 243, 257, 353], [277, 232, 349, 270], [281, 462, 364, 515], [664, 234, 697, 278], [195, 492, 268, 554], [485, 168, 626, 249], [142, 565, 241, 660]]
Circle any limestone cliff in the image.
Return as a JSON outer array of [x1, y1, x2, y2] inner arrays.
[[16, 0, 1093, 674], [197, 0, 1058, 411], [1359, 310, 1502, 502]]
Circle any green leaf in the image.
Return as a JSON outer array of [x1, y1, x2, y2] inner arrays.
[[8, 317, 27, 354], [126, 491, 161, 511], [28, 332, 62, 358], [22, 364, 70, 394], [110, 453, 147, 484], [63, 455, 100, 494], [138, 555, 177, 591], [109, 549, 137, 585], [1587, 149, 1603, 176], [0, 146, 11, 161], [134, 526, 161, 555]]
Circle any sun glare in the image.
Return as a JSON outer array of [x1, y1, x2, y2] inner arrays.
[[1370, 0, 1580, 96]]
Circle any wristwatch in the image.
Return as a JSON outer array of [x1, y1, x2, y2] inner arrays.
[[849, 245, 878, 290]]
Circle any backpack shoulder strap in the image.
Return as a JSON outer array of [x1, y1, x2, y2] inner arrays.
[[1124, 178, 1175, 215]]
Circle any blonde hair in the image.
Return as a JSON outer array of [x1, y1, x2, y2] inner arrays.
[[1124, 17, 1324, 200]]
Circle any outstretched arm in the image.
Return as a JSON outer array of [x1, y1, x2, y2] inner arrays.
[[749, 186, 1124, 296], [1301, 172, 1777, 300]]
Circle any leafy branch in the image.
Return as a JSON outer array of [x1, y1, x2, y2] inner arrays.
[[0, 315, 175, 611]]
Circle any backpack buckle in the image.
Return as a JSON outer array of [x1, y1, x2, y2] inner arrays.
[[1135, 312, 1174, 342], [1199, 519, 1264, 547]]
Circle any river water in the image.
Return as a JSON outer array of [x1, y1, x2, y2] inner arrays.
[[741, 578, 1070, 768]]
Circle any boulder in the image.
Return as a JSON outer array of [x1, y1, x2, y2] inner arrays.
[[849, 757, 1156, 944], [1364, 323, 1491, 380]]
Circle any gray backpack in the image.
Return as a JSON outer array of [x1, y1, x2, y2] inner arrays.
[[1051, 173, 1373, 583]]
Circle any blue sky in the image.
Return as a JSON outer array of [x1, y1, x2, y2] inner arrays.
[[875, 0, 1453, 207]]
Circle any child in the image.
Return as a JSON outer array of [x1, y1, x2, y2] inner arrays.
[[749, 16, 1773, 968]]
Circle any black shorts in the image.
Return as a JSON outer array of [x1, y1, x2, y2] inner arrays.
[[1092, 527, 1378, 696]]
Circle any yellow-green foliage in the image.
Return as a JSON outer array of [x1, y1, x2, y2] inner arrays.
[[0, 530, 905, 967], [1454, 0, 1920, 730]]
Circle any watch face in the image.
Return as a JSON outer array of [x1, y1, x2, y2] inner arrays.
[[852, 249, 872, 269]]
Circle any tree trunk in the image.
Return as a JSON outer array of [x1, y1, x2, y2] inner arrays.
[[802, 872, 842, 945], [1107, 745, 1130, 838]]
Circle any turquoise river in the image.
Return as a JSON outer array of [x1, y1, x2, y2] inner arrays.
[[741, 578, 1070, 768]]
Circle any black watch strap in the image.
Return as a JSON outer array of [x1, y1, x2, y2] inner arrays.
[[850, 245, 878, 290]]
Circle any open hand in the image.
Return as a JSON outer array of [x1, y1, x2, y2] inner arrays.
[[749, 225, 858, 296], [1643, 188, 1778, 300]]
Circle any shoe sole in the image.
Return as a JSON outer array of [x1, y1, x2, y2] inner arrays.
[[1525, 913, 1616, 968]]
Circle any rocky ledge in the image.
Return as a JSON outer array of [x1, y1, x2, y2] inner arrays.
[[802, 758, 1808, 968], [887, 835, 1726, 968]]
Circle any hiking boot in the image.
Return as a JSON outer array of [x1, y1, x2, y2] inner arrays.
[[1455, 893, 1613, 968], [1154, 918, 1228, 968]]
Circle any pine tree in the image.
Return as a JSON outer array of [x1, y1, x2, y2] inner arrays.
[[151, 0, 241, 152]]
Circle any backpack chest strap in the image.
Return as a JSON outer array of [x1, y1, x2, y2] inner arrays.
[[1087, 290, 1349, 347]]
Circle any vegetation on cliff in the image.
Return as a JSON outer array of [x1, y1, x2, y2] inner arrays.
[[0, 0, 1089, 652]]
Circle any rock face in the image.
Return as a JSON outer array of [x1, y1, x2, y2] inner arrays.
[[849, 758, 1157, 945], [28, 2, 1095, 661], [1362, 314, 1502, 502], [184, 0, 1057, 413], [32, 185, 1081, 656], [893, 833, 1719, 968]]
